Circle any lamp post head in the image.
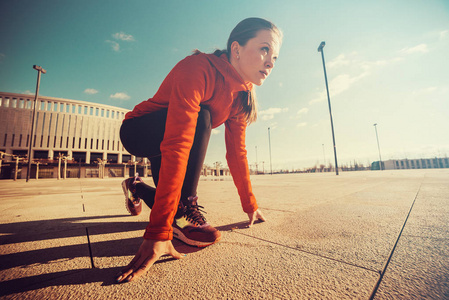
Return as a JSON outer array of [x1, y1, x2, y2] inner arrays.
[[374, 123, 377, 127], [318, 41, 326, 52], [33, 65, 47, 74]]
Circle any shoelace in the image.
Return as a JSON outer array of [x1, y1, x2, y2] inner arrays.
[[133, 172, 144, 185], [183, 196, 207, 225]]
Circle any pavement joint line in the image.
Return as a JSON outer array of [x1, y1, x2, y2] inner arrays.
[[80, 182, 84, 201], [258, 207, 296, 213], [85, 227, 96, 269], [80, 180, 96, 269], [368, 182, 423, 300], [233, 230, 380, 274]]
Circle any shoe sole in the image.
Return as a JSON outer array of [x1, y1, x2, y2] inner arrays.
[[172, 226, 221, 248], [121, 180, 141, 216]]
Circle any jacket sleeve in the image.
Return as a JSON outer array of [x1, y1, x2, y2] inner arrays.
[[144, 57, 211, 240], [225, 115, 258, 214]]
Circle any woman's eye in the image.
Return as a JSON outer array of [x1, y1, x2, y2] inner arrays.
[[261, 47, 269, 54]]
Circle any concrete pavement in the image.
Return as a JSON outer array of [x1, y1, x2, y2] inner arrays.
[[0, 169, 448, 299]]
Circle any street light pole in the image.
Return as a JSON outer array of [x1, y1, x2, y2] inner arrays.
[[318, 41, 339, 175], [373, 123, 383, 170], [322, 143, 326, 166], [268, 127, 272, 175], [255, 146, 258, 174], [27, 65, 46, 182]]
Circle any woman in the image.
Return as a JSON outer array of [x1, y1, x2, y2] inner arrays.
[[117, 17, 282, 283]]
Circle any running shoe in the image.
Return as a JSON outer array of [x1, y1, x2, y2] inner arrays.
[[121, 173, 143, 216], [173, 196, 221, 247]]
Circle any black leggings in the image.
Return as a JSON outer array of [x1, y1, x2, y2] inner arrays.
[[120, 107, 211, 209]]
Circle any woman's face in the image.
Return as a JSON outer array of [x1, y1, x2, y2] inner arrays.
[[231, 29, 281, 86]]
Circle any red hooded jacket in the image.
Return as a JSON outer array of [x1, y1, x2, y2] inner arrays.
[[124, 52, 258, 240]]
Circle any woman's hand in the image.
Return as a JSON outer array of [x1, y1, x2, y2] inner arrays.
[[247, 209, 266, 227], [116, 239, 185, 283]]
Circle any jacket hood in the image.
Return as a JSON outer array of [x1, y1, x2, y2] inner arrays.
[[201, 52, 253, 94]]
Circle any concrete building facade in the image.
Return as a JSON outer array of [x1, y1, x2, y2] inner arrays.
[[0, 92, 131, 164], [384, 157, 449, 170], [371, 158, 449, 170], [0, 92, 140, 179]]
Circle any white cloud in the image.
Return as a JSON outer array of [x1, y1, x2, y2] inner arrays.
[[439, 30, 449, 40], [308, 90, 330, 105], [0, 53, 5, 62], [327, 52, 360, 70], [311, 52, 374, 104], [84, 88, 98, 95], [310, 72, 368, 105], [327, 54, 350, 69], [296, 122, 307, 128], [106, 31, 135, 52], [310, 50, 406, 105], [110, 92, 130, 100], [113, 32, 135, 41], [279, 82, 284, 88], [412, 86, 437, 95], [259, 107, 289, 121], [330, 73, 368, 95], [329, 52, 399, 74], [23, 90, 34, 95], [297, 108, 309, 115], [399, 44, 429, 55], [371, 60, 387, 67], [211, 129, 220, 135], [106, 40, 120, 52]]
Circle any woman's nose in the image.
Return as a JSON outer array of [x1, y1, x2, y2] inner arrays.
[[265, 57, 275, 68]]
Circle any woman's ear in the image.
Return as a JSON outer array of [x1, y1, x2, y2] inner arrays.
[[231, 41, 240, 59]]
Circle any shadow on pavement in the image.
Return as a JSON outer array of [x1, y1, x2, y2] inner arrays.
[[0, 215, 242, 297], [215, 219, 264, 232], [0, 255, 195, 297], [0, 215, 135, 245]]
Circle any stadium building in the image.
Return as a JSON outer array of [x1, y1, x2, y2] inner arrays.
[[0, 92, 140, 179], [372, 158, 449, 170]]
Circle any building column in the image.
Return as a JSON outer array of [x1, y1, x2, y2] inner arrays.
[[48, 149, 54, 160]]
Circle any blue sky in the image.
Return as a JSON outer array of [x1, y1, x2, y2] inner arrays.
[[1, 0, 448, 170]]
